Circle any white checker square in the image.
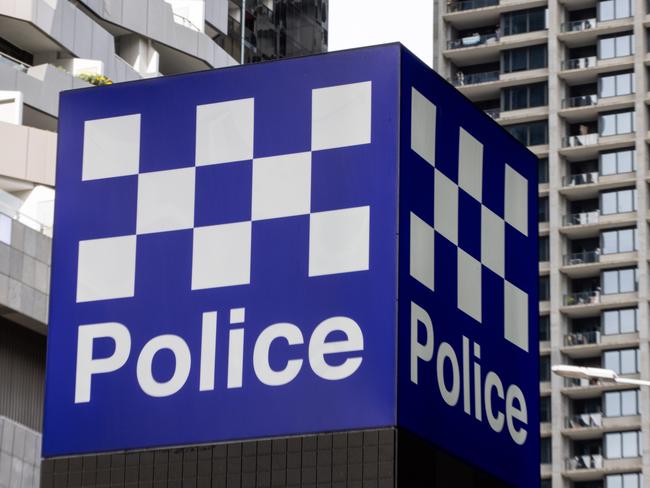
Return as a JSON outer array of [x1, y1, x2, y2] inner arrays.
[[504, 165, 528, 236], [137, 167, 195, 234], [504, 281, 529, 352], [195, 98, 254, 166], [481, 206, 504, 277], [309, 206, 370, 277], [311, 81, 372, 151], [458, 249, 482, 322], [411, 88, 436, 167], [76, 236, 136, 303], [409, 212, 434, 291], [252, 152, 311, 221], [434, 170, 458, 245], [82, 114, 140, 181], [192, 222, 252, 290], [458, 127, 483, 202]]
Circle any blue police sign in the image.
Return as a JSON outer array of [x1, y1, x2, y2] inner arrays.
[[44, 44, 538, 487]]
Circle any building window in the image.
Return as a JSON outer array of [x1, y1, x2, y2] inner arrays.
[[538, 157, 549, 183], [598, 0, 634, 21], [502, 44, 548, 73], [605, 431, 641, 459], [540, 396, 551, 422], [502, 7, 547, 35], [541, 480, 551, 488], [602, 267, 638, 294], [539, 196, 549, 222], [506, 121, 548, 145], [600, 148, 635, 175], [598, 33, 634, 59], [540, 275, 550, 301], [539, 315, 550, 341], [606, 473, 642, 488], [540, 355, 551, 381], [599, 71, 634, 98], [599, 110, 635, 136], [502, 82, 548, 111], [603, 308, 638, 334], [539, 236, 549, 262], [541, 437, 551, 463], [603, 348, 639, 375], [604, 390, 639, 417], [601, 227, 636, 254], [600, 188, 636, 215]]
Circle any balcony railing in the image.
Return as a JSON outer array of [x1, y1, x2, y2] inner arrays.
[[564, 330, 601, 346], [484, 108, 501, 119], [0, 52, 29, 73], [565, 376, 600, 387], [566, 412, 603, 428], [563, 171, 598, 186], [566, 454, 603, 470], [447, 0, 499, 12], [563, 250, 600, 266], [562, 94, 598, 109], [563, 211, 599, 226], [452, 70, 500, 86], [562, 56, 597, 71], [447, 32, 499, 49], [564, 290, 601, 306], [562, 133, 599, 148], [561, 18, 597, 32]]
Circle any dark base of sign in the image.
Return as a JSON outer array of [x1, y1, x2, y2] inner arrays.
[[40, 428, 510, 488]]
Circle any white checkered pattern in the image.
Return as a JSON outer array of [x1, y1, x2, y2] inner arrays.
[[408, 88, 530, 353], [76, 81, 373, 303]]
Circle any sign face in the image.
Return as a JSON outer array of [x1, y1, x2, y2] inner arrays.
[[397, 50, 540, 486], [45, 44, 539, 486], [44, 46, 400, 456]]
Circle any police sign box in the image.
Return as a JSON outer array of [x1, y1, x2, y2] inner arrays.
[[44, 44, 538, 486]]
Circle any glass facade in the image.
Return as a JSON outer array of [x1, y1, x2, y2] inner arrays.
[[602, 308, 637, 334], [604, 390, 639, 416], [502, 44, 548, 72], [605, 431, 641, 459], [599, 71, 634, 98], [502, 82, 548, 111], [502, 7, 548, 35], [601, 228, 636, 254], [602, 268, 637, 294], [507, 121, 548, 145], [600, 187, 636, 215], [600, 148, 635, 175], [598, 32, 634, 59], [603, 348, 639, 374], [216, 0, 328, 63], [598, 0, 634, 21]]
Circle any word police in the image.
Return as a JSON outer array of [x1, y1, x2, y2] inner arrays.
[[410, 301, 529, 446], [74, 309, 364, 403]]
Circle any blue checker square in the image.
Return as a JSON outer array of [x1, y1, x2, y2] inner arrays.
[[194, 162, 252, 226], [44, 44, 538, 488]]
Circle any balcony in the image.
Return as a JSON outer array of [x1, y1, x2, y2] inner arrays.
[[563, 211, 599, 226], [447, 0, 499, 12], [564, 290, 601, 306], [562, 94, 598, 109], [563, 171, 599, 187], [562, 133, 599, 147], [565, 330, 601, 346], [451, 70, 500, 86], [562, 56, 597, 71], [0, 51, 29, 73], [566, 412, 603, 428], [447, 32, 499, 49], [563, 250, 600, 266], [484, 108, 501, 119], [561, 18, 597, 32], [565, 454, 603, 470]]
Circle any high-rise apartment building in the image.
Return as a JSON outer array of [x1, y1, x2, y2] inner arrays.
[[434, 1, 648, 486], [0, 2, 327, 488]]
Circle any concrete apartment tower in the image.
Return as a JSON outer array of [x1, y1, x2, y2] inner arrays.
[[0, 2, 327, 487], [434, 0, 648, 486]]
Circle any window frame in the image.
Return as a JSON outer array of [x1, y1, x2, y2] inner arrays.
[[604, 390, 640, 417], [599, 148, 635, 176], [602, 308, 638, 335], [600, 187, 637, 215]]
